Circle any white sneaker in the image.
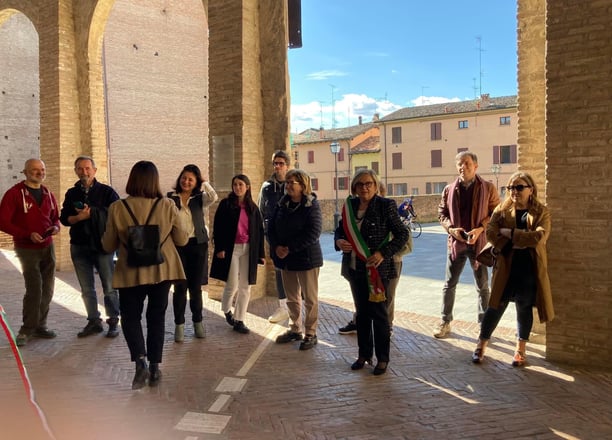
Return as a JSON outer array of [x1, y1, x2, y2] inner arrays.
[[194, 321, 206, 339], [268, 306, 289, 323], [174, 324, 185, 343], [433, 321, 451, 339]]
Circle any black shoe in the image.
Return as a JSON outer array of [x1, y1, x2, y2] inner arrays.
[[339, 320, 357, 334], [373, 361, 388, 376], [132, 358, 149, 390], [149, 363, 162, 387], [299, 334, 318, 350], [351, 357, 372, 370], [233, 320, 250, 334], [276, 330, 303, 344], [225, 311, 235, 326], [106, 318, 120, 338], [33, 328, 57, 339], [78, 319, 104, 338]]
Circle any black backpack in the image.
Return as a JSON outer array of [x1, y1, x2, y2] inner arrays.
[[121, 198, 168, 267]]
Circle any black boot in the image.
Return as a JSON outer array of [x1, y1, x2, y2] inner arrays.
[[132, 357, 149, 390], [149, 363, 162, 386], [106, 317, 120, 338]]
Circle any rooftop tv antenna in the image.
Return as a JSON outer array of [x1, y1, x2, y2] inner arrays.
[[476, 36, 485, 96]]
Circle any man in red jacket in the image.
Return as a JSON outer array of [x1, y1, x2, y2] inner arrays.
[[0, 158, 61, 346]]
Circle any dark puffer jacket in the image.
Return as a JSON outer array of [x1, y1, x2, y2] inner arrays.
[[267, 193, 323, 271]]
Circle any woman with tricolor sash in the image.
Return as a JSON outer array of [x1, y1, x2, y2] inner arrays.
[[334, 169, 408, 375]]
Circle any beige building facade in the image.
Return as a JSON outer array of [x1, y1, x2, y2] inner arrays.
[[379, 95, 518, 197]]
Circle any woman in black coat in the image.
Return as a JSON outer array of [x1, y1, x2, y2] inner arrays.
[[268, 169, 323, 351], [334, 169, 408, 375], [209, 174, 265, 334]]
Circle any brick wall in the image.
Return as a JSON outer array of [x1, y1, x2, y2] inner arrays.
[[535, 0, 612, 368]]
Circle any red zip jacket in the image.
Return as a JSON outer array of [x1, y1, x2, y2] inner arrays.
[[0, 181, 60, 249]]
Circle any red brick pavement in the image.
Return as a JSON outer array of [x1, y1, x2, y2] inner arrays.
[[0, 249, 611, 440]]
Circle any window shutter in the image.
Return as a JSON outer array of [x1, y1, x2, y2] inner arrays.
[[510, 144, 517, 163], [493, 145, 500, 164]]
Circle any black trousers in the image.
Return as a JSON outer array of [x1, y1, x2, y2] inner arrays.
[[348, 269, 391, 363], [119, 281, 171, 363], [173, 239, 207, 324]]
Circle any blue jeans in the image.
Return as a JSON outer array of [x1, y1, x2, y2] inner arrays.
[[479, 296, 535, 341], [15, 244, 56, 334], [441, 246, 490, 323], [71, 244, 119, 321]]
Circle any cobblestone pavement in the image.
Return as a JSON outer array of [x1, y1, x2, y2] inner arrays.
[[1, 226, 610, 440]]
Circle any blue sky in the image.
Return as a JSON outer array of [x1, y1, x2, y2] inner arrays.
[[288, 0, 518, 134]]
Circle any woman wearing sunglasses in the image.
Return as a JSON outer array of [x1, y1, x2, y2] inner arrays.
[[471, 171, 553, 366]]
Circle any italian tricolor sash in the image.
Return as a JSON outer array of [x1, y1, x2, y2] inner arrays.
[[342, 197, 387, 303]]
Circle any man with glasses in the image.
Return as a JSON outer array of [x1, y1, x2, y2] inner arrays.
[[60, 156, 121, 338], [434, 151, 500, 338], [258, 150, 291, 323]]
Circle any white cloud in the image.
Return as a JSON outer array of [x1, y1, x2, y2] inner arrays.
[[290, 93, 402, 134], [290, 94, 470, 134], [409, 96, 462, 106], [306, 70, 348, 80]]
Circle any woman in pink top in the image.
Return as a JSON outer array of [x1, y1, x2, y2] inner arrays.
[[210, 174, 265, 334]]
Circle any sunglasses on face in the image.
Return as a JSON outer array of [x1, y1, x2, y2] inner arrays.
[[507, 184, 531, 192], [355, 181, 375, 189]]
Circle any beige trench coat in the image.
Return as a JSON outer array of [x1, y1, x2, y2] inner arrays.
[[486, 201, 554, 323], [102, 196, 188, 289]]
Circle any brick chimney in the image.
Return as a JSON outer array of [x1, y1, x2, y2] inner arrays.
[[372, 113, 380, 122], [358, 115, 363, 125]]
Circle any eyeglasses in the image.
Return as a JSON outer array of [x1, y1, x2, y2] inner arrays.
[[355, 181, 375, 189], [273, 161, 287, 167], [506, 184, 531, 192]]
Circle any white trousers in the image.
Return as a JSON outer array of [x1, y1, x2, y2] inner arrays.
[[221, 243, 251, 322]]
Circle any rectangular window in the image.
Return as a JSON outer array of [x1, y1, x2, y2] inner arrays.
[[387, 183, 394, 196], [394, 183, 408, 195], [371, 161, 379, 174], [500, 116, 511, 125], [311, 178, 318, 191], [354, 165, 367, 173], [411, 187, 419, 196], [430, 122, 442, 140], [338, 147, 345, 162], [391, 127, 402, 143], [493, 144, 517, 164], [426, 182, 447, 194], [458, 120, 469, 129], [431, 149, 442, 168], [457, 147, 468, 153], [392, 152, 402, 170], [338, 176, 349, 190], [308, 150, 314, 163]]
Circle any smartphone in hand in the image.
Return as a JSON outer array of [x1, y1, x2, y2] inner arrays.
[[73, 201, 84, 209], [42, 229, 54, 238]]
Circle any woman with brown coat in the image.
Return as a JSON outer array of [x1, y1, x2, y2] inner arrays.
[[102, 161, 188, 389], [472, 171, 553, 366]]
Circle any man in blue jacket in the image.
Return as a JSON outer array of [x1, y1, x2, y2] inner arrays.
[[60, 156, 120, 338]]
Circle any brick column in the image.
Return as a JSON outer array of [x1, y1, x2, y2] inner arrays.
[[37, 0, 83, 270]]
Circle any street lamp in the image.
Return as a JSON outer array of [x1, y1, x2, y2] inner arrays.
[[330, 142, 340, 230], [491, 164, 502, 191]]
